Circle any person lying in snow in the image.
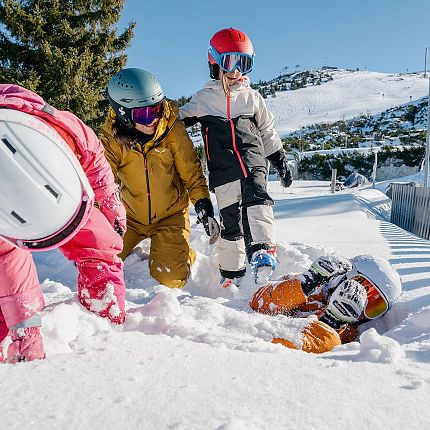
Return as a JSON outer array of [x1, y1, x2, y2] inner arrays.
[[0, 85, 127, 363], [250, 254, 402, 353]]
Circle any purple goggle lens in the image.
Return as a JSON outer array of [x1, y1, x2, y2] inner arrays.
[[132, 101, 164, 126]]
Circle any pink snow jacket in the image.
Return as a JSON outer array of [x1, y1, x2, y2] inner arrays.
[[0, 84, 124, 231]]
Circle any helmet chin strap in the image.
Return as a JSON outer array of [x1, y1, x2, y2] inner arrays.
[[116, 110, 135, 129]]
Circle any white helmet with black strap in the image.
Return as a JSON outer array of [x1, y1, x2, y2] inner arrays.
[[0, 108, 94, 251]]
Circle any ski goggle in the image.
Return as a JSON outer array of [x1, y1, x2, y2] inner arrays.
[[353, 275, 389, 319], [131, 100, 165, 126], [208, 44, 254, 74]]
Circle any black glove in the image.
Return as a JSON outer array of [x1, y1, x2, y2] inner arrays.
[[96, 191, 127, 239], [301, 254, 352, 295], [267, 149, 293, 188], [195, 198, 220, 245], [114, 218, 125, 238], [278, 159, 293, 188], [320, 279, 367, 329], [181, 116, 199, 127]]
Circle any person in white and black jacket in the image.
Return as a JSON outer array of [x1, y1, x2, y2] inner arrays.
[[180, 27, 292, 288]]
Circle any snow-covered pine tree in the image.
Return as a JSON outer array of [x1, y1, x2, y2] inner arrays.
[[0, 0, 135, 129]]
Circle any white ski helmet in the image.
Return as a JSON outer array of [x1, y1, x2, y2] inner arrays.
[[0, 108, 94, 251], [347, 255, 402, 319]]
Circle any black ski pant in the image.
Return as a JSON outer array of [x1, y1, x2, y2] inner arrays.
[[213, 167, 275, 279]]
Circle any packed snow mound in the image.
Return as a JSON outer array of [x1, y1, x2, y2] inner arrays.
[[27, 209, 424, 363], [357, 328, 406, 363], [33, 240, 322, 356], [264, 70, 428, 135]]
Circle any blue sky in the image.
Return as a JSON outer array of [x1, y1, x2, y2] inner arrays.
[[117, 0, 430, 99]]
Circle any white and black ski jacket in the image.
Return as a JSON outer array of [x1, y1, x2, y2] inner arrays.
[[180, 79, 285, 189]]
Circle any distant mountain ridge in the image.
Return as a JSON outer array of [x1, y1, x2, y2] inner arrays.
[[186, 67, 428, 154], [251, 66, 347, 97], [258, 67, 428, 137]]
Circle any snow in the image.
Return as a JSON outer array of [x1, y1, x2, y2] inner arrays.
[[3, 69, 430, 429], [357, 328, 406, 364], [2, 174, 430, 429], [265, 70, 429, 136]]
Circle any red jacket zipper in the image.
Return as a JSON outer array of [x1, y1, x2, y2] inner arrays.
[[205, 127, 210, 161], [227, 93, 247, 178]]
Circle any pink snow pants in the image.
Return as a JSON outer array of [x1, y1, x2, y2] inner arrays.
[[0, 208, 126, 344]]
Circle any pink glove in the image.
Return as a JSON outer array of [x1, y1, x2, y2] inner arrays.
[[7, 327, 45, 364], [97, 192, 127, 237]]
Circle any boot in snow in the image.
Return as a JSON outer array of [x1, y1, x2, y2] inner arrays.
[[251, 247, 277, 283], [7, 327, 45, 364], [220, 276, 244, 289]]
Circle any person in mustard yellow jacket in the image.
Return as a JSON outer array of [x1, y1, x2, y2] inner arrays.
[[101, 68, 219, 289], [250, 254, 403, 353]]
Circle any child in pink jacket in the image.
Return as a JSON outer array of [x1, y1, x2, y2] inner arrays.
[[0, 84, 127, 364]]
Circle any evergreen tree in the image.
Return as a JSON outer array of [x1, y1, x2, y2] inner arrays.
[[0, 0, 135, 129], [270, 86, 276, 98], [404, 105, 418, 125]]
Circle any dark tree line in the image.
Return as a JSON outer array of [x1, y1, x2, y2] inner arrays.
[[0, 0, 135, 129]]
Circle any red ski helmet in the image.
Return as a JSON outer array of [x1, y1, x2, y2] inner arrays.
[[208, 28, 255, 79]]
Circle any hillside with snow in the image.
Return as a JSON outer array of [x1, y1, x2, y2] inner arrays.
[[2, 175, 430, 429], [263, 69, 429, 136]]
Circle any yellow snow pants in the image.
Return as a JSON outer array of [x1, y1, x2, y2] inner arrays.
[[119, 208, 196, 288]]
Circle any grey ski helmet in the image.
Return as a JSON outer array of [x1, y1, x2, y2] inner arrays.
[[107, 68, 164, 126]]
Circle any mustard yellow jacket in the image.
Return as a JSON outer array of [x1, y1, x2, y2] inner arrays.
[[100, 100, 209, 226]]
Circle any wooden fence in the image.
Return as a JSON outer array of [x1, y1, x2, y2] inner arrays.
[[390, 183, 430, 240]]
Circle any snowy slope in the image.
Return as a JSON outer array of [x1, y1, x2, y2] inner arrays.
[[264, 70, 429, 135], [2, 178, 430, 429]]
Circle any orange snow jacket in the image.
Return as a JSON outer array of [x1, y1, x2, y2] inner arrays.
[[250, 278, 359, 353]]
